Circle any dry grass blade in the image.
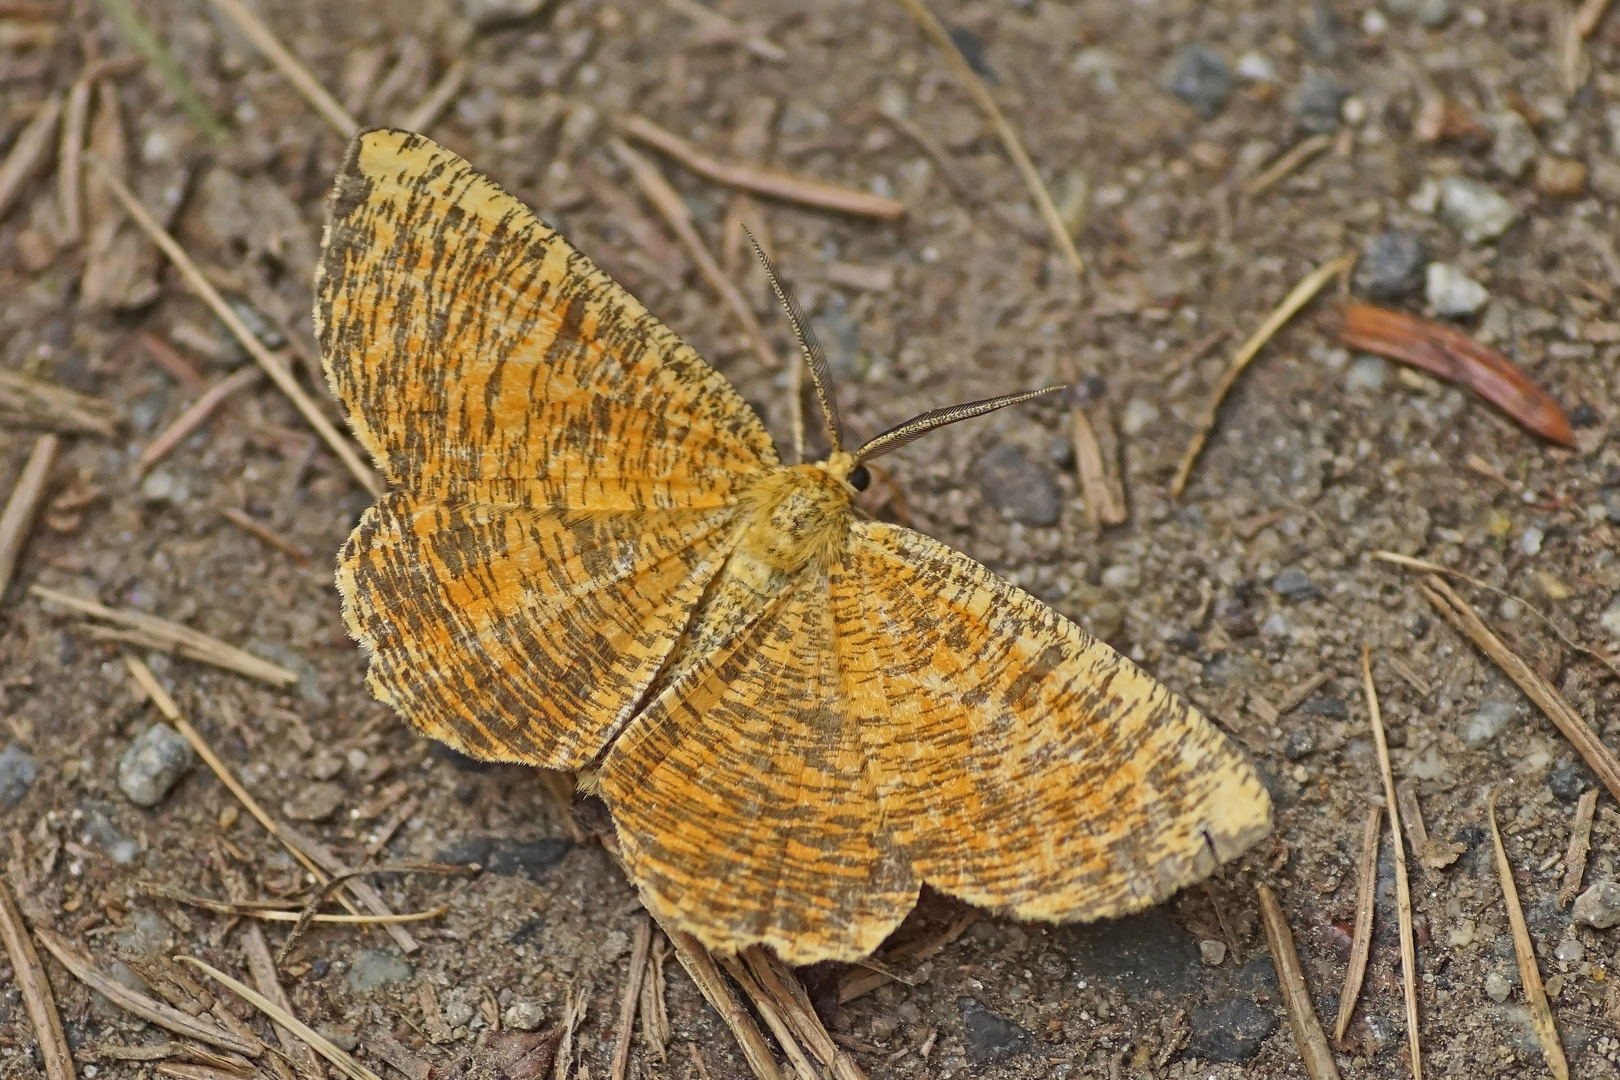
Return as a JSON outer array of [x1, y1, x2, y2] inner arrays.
[[179, 957, 382, 1080], [33, 586, 297, 686], [1170, 256, 1351, 496], [206, 0, 357, 137], [95, 0, 225, 139], [1257, 885, 1340, 1080], [138, 366, 264, 473], [663, 0, 785, 61], [893, 0, 1082, 275], [400, 60, 467, 133], [0, 434, 58, 598], [1339, 303, 1573, 446], [610, 915, 653, 1080], [742, 948, 867, 1080], [152, 1064, 246, 1080], [32, 927, 260, 1056], [617, 114, 904, 220], [1560, 788, 1599, 909], [0, 368, 120, 436], [220, 507, 312, 564], [1418, 574, 1620, 803], [719, 955, 820, 1080], [610, 138, 783, 372], [1071, 403, 1126, 528], [1334, 805, 1379, 1045], [148, 886, 446, 923], [276, 825, 419, 953], [1363, 647, 1422, 1080], [1487, 790, 1569, 1079], [240, 924, 325, 1080], [1243, 134, 1334, 197], [84, 155, 382, 496], [0, 881, 75, 1080], [659, 923, 782, 1080], [0, 92, 61, 221]]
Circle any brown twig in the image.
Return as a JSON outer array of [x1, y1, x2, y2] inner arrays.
[[1071, 403, 1126, 528], [1243, 134, 1334, 197], [617, 114, 904, 220], [743, 948, 867, 1080], [240, 924, 325, 1080], [0, 434, 58, 598], [660, 924, 782, 1080], [1487, 790, 1569, 1078], [663, 0, 786, 61], [892, 0, 1080, 275], [220, 507, 311, 565], [1363, 647, 1422, 1080], [205, 0, 357, 137], [363, 795, 419, 859], [1419, 574, 1620, 802], [85, 155, 382, 496], [610, 138, 784, 372], [553, 979, 591, 1080], [139, 331, 209, 390], [399, 60, 466, 134], [145, 884, 446, 924], [1276, 671, 1335, 716], [33, 586, 297, 686], [0, 881, 75, 1080], [719, 956, 820, 1080], [610, 915, 653, 1080], [1257, 885, 1340, 1080], [639, 931, 671, 1061], [0, 370, 120, 436], [57, 74, 93, 245], [138, 366, 264, 473], [1577, 0, 1616, 36], [1334, 805, 1379, 1045], [1559, 789, 1599, 909], [1170, 256, 1351, 496], [0, 92, 61, 221]]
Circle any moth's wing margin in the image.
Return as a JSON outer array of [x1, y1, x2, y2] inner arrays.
[[340, 488, 744, 770], [836, 520, 1272, 922], [314, 128, 778, 504]]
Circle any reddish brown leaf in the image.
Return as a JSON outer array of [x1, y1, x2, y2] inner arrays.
[[1338, 302, 1575, 447]]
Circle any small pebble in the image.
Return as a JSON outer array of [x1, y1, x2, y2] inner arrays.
[[504, 1000, 545, 1031], [459, 0, 550, 31], [1518, 526, 1543, 556], [0, 745, 39, 809], [1425, 262, 1490, 316], [1573, 881, 1620, 929], [1438, 177, 1518, 245], [117, 724, 195, 807], [1602, 598, 1620, 638], [346, 949, 413, 992], [1282, 727, 1316, 760], [1344, 356, 1387, 394], [1120, 398, 1160, 436], [1292, 68, 1348, 134], [1361, 8, 1389, 34], [1199, 939, 1227, 965], [284, 781, 345, 822], [1271, 568, 1317, 599], [1461, 699, 1519, 748], [959, 997, 1033, 1067], [1100, 564, 1139, 590], [1489, 111, 1538, 179], [1554, 939, 1585, 963], [315, 1026, 359, 1053], [1534, 155, 1588, 198], [1301, 696, 1349, 721], [1484, 971, 1511, 1003], [1163, 44, 1233, 119], [139, 470, 188, 505], [976, 443, 1062, 527], [1236, 50, 1276, 82], [1354, 231, 1428, 299], [1603, 489, 1620, 524]]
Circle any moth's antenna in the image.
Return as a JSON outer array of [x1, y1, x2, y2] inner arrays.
[[853, 386, 1067, 464], [745, 227, 843, 457]]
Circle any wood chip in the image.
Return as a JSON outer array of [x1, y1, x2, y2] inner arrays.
[[139, 330, 210, 390], [1398, 780, 1465, 871], [57, 73, 93, 246], [1388, 656, 1433, 698], [0, 92, 61, 221], [0, 368, 120, 436], [1276, 672, 1335, 716], [0, 434, 57, 599], [1486, 790, 1569, 1079], [742, 948, 866, 1080], [1258, 884, 1340, 1080], [33, 585, 297, 686], [1363, 648, 1422, 1080], [1334, 806, 1379, 1045], [1559, 788, 1600, 909], [1171, 256, 1352, 497], [610, 915, 653, 1080], [206, 0, 357, 137], [0, 880, 75, 1080], [1071, 403, 1126, 528]]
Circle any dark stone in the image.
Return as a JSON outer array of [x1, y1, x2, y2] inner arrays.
[[1601, 488, 1620, 524], [1271, 568, 1317, 599], [508, 919, 546, 945], [460, 0, 553, 32], [0, 746, 39, 809], [1570, 404, 1600, 427], [215, 297, 286, 367], [1167, 629, 1202, 653], [1072, 374, 1107, 403], [1292, 68, 1348, 133], [1163, 44, 1232, 119], [976, 442, 1062, 526], [311, 959, 329, 978], [1061, 907, 1203, 997], [958, 997, 1032, 1067], [1548, 757, 1591, 802], [1300, 695, 1349, 721], [1303, 0, 1346, 58], [947, 26, 997, 82], [429, 741, 494, 772], [1354, 231, 1428, 299], [1184, 995, 1279, 1062], [1282, 727, 1316, 760], [437, 836, 572, 881]]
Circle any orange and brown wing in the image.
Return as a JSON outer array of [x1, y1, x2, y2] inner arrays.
[[315, 128, 778, 507]]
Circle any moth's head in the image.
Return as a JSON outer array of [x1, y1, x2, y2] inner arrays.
[[821, 450, 870, 494]]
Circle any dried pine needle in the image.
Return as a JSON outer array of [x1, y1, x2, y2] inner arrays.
[[1334, 805, 1379, 1045], [0, 881, 74, 1080], [1486, 790, 1569, 1080], [0, 434, 58, 598], [206, 0, 358, 137], [1257, 885, 1340, 1080]]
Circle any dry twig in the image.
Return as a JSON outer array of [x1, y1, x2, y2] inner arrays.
[[0, 881, 75, 1080], [638, 931, 672, 1061], [1071, 403, 1126, 528], [1333, 805, 1379, 1045], [1276, 671, 1335, 716], [0, 369, 120, 436], [840, 906, 977, 1002], [0, 92, 61, 221], [660, 924, 782, 1080], [610, 915, 653, 1080], [1363, 647, 1422, 1080], [400, 60, 467, 134], [1257, 885, 1339, 1080], [240, 924, 325, 1080], [743, 948, 866, 1080], [1243, 135, 1334, 197], [57, 74, 93, 245], [1487, 790, 1569, 1078], [145, 884, 445, 924], [618, 114, 904, 220], [719, 956, 820, 1080], [1170, 256, 1351, 496], [220, 507, 311, 564], [663, 0, 786, 61], [1559, 788, 1600, 909], [138, 367, 264, 473], [0, 434, 57, 598], [206, 0, 357, 137], [85, 156, 382, 496]]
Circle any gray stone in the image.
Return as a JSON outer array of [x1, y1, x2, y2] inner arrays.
[[1484, 971, 1511, 1002], [0, 746, 39, 808], [1344, 356, 1387, 394], [1461, 699, 1520, 748], [81, 801, 138, 864], [504, 1000, 545, 1031], [1199, 939, 1227, 965], [1602, 487, 1620, 523], [1283, 727, 1316, 761], [1573, 882, 1620, 929], [1163, 44, 1232, 119], [1271, 568, 1317, 599], [437, 836, 573, 880], [1555, 938, 1585, 963], [1062, 908, 1202, 998], [460, 0, 553, 31], [959, 997, 1032, 1067], [1302, 0, 1345, 59], [1439, 177, 1518, 245], [1301, 696, 1349, 720], [976, 443, 1061, 527], [118, 724, 195, 807], [140, 469, 188, 505], [1426, 262, 1490, 316], [1292, 68, 1348, 134], [1354, 231, 1428, 299], [1548, 758, 1590, 802], [1185, 994, 1278, 1062], [315, 1025, 359, 1052], [1518, 526, 1543, 556], [1490, 111, 1539, 180], [346, 949, 413, 992], [1417, 0, 1453, 25], [283, 781, 345, 823]]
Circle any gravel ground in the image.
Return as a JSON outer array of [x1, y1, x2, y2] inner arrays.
[[2, 0, 1620, 1077]]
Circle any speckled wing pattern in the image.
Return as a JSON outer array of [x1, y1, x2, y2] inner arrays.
[[603, 522, 1271, 963], [315, 129, 776, 767]]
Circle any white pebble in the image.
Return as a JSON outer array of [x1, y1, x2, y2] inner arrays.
[[1517, 526, 1543, 556], [1120, 398, 1160, 436], [1236, 51, 1276, 82], [1425, 262, 1490, 316], [1344, 356, 1387, 394]]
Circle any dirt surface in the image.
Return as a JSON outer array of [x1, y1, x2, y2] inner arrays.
[[3, 0, 1620, 1077]]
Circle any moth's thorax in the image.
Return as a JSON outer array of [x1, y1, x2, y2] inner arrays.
[[739, 462, 855, 573]]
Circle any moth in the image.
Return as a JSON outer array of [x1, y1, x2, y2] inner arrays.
[[315, 129, 1271, 964]]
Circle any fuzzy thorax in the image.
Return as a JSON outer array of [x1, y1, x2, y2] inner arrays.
[[739, 460, 857, 574]]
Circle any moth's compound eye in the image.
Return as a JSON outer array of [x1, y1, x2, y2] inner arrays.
[[847, 464, 871, 491]]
